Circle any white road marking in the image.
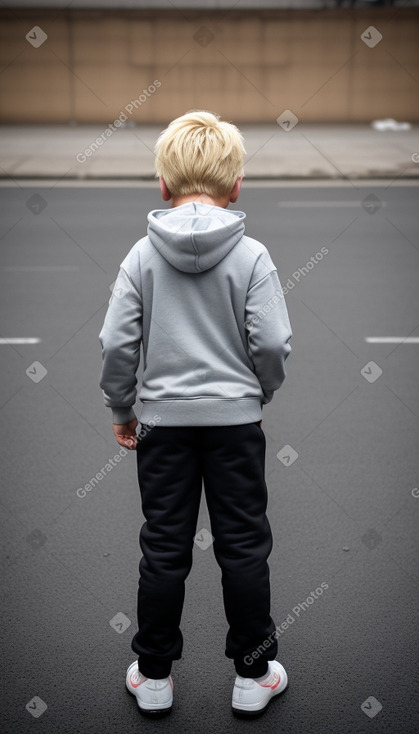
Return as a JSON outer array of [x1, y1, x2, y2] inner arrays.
[[0, 338, 41, 344], [365, 337, 419, 344]]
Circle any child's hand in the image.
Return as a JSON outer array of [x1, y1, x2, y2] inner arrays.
[[112, 419, 139, 450]]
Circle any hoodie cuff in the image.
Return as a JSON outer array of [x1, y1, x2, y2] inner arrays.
[[111, 406, 137, 425]]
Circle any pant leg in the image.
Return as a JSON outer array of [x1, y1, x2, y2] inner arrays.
[[131, 425, 202, 679], [202, 422, 278, 678]]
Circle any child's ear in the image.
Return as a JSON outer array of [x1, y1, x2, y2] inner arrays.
[[229, 177, 242, 203], [159, 177, 172, 202]]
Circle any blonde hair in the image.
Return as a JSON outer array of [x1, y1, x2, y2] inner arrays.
[[154, 110, 246, 198]]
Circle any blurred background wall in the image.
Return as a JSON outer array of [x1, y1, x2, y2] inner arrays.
[[0, 1, 418, 123]]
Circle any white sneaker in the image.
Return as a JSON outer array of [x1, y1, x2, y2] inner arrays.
[[126, 661, 173, 715], [232, 660, 288, 715]]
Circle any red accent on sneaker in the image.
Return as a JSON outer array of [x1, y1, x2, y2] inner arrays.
[[130, 673, 146, 688], [259, 674, 281, 690]]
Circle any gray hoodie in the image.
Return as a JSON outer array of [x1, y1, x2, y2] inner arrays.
[[99, 202, 292, 427]]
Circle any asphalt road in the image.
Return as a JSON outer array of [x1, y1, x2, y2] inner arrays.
[[0, 182, 418, 734]]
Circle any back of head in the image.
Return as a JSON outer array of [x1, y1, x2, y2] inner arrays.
[[154, 110, 246, 199]]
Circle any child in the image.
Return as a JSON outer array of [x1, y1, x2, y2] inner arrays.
[[99, 110, 292, 716]]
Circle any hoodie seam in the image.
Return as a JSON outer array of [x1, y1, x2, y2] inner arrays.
[[120, 265, 142, 301], [247, 268, 278, 293], [190, 232, 202, 272]]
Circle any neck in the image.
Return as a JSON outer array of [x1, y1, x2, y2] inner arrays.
[[171, 192, 230, 209]]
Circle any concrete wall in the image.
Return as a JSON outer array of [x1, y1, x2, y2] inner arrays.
[[0, 8, 418, 123]]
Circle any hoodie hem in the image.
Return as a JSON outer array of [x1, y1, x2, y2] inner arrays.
[[139, 398, 263, 427]]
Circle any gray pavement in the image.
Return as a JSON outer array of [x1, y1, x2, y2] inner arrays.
[[0, 182, 419, 733], [1, 123, 419, 180]]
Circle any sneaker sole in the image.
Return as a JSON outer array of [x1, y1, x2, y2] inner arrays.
[[136, 704, 172, 717], [126, 685, 173, 716]]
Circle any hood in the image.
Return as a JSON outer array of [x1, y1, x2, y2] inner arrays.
[[147, 202, 246, 273]]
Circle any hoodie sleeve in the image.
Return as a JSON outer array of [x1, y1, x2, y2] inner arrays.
[[244, 262, 292, 405], [99, 266, 142, 424]]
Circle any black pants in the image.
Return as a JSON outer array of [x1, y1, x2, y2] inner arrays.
[[131, 422, 278, 679]]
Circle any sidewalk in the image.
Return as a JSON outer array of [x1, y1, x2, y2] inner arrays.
[[1, 123, 418, 180]]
